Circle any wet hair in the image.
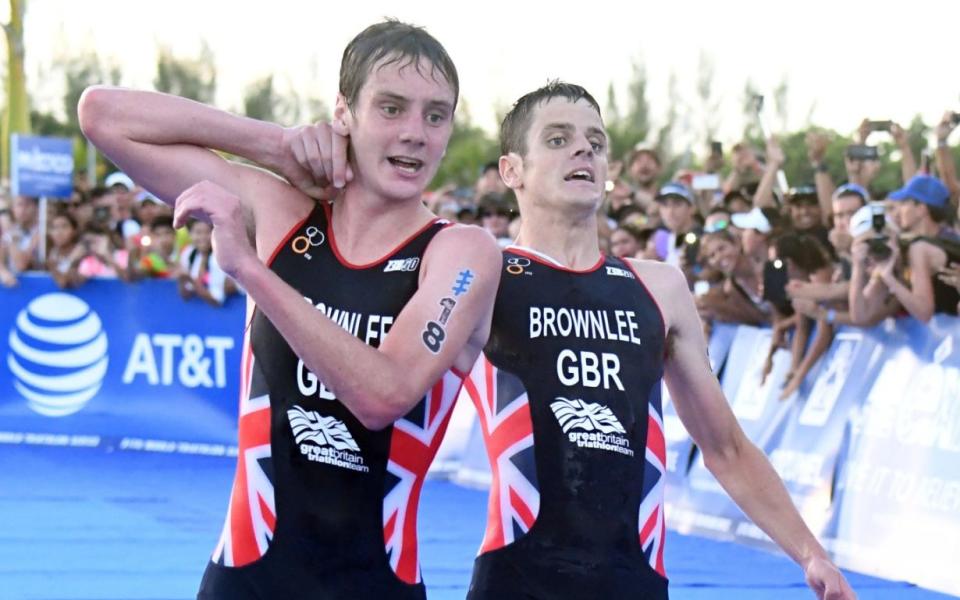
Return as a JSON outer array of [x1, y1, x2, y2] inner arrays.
[[339, 19, 459, 111], [499, 81, 602, 156]]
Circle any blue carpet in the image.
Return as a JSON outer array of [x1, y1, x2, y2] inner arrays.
[[0, 446, 954, 599]]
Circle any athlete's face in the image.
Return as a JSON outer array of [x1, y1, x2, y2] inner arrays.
[[506, 98, 608, 213], [338, 57, 455, 203]]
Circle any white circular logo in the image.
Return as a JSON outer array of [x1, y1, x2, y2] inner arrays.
[[7, 293, 108, 417]]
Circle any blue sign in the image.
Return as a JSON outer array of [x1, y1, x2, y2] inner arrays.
[[0, 276, 245, 454], [10, 134, 75, 198]]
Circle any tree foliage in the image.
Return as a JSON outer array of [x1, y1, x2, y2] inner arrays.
[[154, 41, 216, 103]]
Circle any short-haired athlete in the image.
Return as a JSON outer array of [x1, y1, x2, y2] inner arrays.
[[460, 82, 857, 600], [78, 20, 501, 600]]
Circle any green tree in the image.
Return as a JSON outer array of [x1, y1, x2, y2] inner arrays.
[[431, 100, 498, 189], [605, 60, 651, 162], [2, 0, 29, 179], [154, 41, 216, 103]]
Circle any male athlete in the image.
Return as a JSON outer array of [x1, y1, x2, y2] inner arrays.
[[78, 21, 500, 599], [460, 83, 856, 600]]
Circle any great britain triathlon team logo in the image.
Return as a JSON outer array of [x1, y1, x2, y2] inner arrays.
[[290, 226, 325, 260], [550, 397, 634, 456], [7, 293, 108, 417], [287, 405, 369, 472]]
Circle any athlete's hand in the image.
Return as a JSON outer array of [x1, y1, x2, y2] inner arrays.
[[804, 555, 857, 599], [279, 122, 353, 197], [173, 181, 256, 279]]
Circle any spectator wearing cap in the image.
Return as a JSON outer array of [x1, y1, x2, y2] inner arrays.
[[625, 143, 662, 211], [0, 195, 41, 284], [852, 175, 960, 322], [656, 182, 703, 281], [828, 183, 869, 264], [722, 141, 764, 196], [784, 185, 835, 257], [731, 206, 779, 270], [478, 192, 518, 248]]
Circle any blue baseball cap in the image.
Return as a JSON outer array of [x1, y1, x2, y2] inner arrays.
[[832, 183, 870, 202], [889, 175, 949, 208], [655, 182, 694, 204]]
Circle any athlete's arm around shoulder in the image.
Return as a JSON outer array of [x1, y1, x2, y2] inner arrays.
[[625, 258, 856, 600], [229, 221, 501, 431], [78, 86, 315, 258]]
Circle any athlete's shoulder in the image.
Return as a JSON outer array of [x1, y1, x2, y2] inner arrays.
[[426, 223, 502, 266], [624, 257, 687, 297]]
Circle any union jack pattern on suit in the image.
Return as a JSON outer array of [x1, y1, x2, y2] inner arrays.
[[638, 386, 667, 577], [462, 357, 539, 554], [383, 369, 463, 584], [212, 334, 276, 567]]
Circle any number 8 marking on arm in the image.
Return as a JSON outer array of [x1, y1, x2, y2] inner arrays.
[[422, 321, 446, 354]]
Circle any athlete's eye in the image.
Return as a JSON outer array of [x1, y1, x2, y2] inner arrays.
[[382, 105, 400, 117], [426, 112, 447, 125], [548, 136, 566, 147]]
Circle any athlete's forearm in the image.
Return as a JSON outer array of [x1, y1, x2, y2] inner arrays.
[[705, 439, 829, 568], [79, 86, 285, 171], [234, 256, 421, 430]]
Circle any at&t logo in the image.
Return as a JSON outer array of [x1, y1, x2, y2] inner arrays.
[[7, 293, 108, 417]]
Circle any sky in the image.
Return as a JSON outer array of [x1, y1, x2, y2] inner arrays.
[[11, 0, 960, 153]]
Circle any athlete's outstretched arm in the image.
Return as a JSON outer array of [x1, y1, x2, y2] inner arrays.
[[78, 86, 318, 255], [175, 181, 501, 431], [628, 259, 856, 600]]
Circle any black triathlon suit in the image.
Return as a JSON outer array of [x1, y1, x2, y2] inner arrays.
[[463, 247, 670, 600], [198, 203, 464, 599]]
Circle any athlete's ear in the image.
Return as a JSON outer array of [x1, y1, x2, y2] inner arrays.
[[333, 94, 351, 134], [499, 153, 524, 191]]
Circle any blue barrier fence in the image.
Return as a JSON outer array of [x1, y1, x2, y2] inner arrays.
[[2, 276, 958, 594], [0, 276, 245, 456]]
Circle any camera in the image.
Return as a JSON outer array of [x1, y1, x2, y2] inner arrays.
[[762, 258, 792, 315], [952, 112, 960, 126], [846, 145, 879, 161], [867, 120, 893, 132], [866, 204, 892, 261]]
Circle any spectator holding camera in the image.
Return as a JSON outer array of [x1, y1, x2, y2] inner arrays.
[[934, 111, 960, 208], [851, 175, 960, 322], [656, 182, 702, 274], [477, 192, 518, 248]]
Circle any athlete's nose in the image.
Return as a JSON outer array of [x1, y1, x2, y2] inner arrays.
[[398, 113, 427, 146]]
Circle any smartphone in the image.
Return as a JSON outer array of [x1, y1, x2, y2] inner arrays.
[[710, 141, 723, 157], [683, 232, 701, 266], [763, 259, 791, 313], [951, 112, 960, 126], [846, 144, 879, 161], [93, 206, 111, 223], [692, 173, 721, 191], [867, 120, 893, 132]]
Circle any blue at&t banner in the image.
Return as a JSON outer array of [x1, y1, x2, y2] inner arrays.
[[10, 134, 75, 198], [0, 276, 245, 455]]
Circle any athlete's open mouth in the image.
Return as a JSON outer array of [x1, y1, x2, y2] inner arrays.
[[388, 156, 424, 174], [564, 168, 595, 182]]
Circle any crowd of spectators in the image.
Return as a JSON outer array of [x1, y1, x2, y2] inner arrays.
[[425, 112, 960, 398], [3, 112, 960, 351], [0, 173, 236, 306]]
